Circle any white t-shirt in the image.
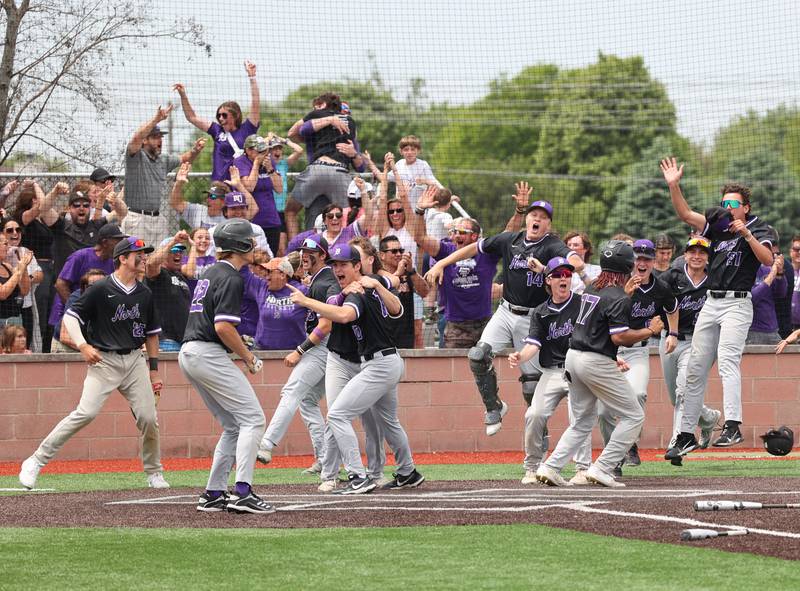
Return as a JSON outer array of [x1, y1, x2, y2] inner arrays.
[[425, 208, 453, 241], [180, 203, 226, 230], [384, 225, 417, 266], [206, 221, 273, 258], [387, 158, 440, 209]]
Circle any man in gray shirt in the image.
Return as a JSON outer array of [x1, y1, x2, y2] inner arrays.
[[123, 104, 205, 247]]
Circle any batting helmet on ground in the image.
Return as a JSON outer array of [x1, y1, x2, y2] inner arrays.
[[599, 240, 635, 274], [214, 219, 256, 253], [760, 426, 794, 456]]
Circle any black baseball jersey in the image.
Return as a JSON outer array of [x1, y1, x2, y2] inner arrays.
[[182, 260, 244, 350], [479, 231, 572, 308], [344, 284, 398, 357], [629, 275, 678, 330], [326, 274, 393, 361], [524, 292, 581, 368], [66, 273, 161, 351], [661, 265, 709, 336], [391, 271, 415, 349], [145, 268, 191, 342], [570, 284, 632, 360], [305, 266, 338, 335], [702, 215, 772, 291]]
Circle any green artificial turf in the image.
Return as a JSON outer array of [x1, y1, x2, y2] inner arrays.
[[1, 524, 797, 590]]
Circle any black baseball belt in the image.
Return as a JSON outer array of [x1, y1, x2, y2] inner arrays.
[[361, 347, 397, 362], [501, 299, 532, 316], [128, 208, 160, 216], [708, 290, 750, 299]]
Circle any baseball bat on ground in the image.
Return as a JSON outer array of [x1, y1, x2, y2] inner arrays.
[[694, 500, 800, 512], [680, 528, 749, 541]]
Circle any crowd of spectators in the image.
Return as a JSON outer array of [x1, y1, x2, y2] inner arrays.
[[0, 67, 797, 356]]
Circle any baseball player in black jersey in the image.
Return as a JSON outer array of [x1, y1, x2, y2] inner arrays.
[[19, 237, 169, 490], [597, 238, 679, 470], [659, 237, 721, 461], [256, 236, 333, 466], [508, 257, 592, 485], [179, 219, 273, 514], [289, 244, 424, 495], [426, 196, 586, 436], [536, 241, 657, 488], [661, 158, 774, 460]]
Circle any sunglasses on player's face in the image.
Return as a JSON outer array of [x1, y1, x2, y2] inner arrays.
[[549, 269, 572, 279], [721, 199, 742, 209]]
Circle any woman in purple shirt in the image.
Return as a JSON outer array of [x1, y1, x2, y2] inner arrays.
[[173, 61, 261, 181], [747, 255, 785, 344]]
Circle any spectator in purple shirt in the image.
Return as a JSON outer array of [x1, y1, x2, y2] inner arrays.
[[234, 135, 283, 255], [790, 234, 800, 329], [747, 254, 785, 345], [244, 257, 308, 350], [173, 61, 261, 181]]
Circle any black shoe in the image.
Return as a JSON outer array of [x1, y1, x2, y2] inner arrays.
[[712, 422, 744, 447], [612, 462, 623, 479], [665, 432, 698, 460], [197, 491, 230, 512], [332, 475, 377, 495], [625, 443, 641, 467], [226, 490, 276, 514], [382, 469, 425, 490], [670, 456, 683, 467]]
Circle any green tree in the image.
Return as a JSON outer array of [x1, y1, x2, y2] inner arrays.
[[724, 146, 800, 252], [604, 136, 700, 244]]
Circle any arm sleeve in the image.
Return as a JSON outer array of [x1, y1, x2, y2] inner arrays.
[[606, 296, 632, 334], [343, 292, 363, 319], [66, 282, 102, 325], [212, 274, 244, 324], [478, 232, 514, 256], [525, 310, 545, 347], [144, 291, 162, 335]]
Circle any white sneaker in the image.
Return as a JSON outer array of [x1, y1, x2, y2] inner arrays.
[[569, 470, 591, 486], [318, 479, 338, 493], [485, 401, 509, 436], [534, 464, 572, 487], [256, 447, 272, 465], [521, 470, 538, 485], [301, 461, 322, 475], [19, 456, 43, 489], [147, 472, 170, 489], [585, 465, 625, 488], [371, 475, 393, 487]]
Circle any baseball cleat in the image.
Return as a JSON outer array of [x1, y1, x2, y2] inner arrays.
[[226, 490, 276, 514], [485, 401, 509, 436], [698, 409, 722, 449], [625, 443, 641, 467], [665, 432, 698, 460], [371, 475, 394, 488], [612, 462, 623, 479], [382, 469, 425, 490], [147, 472, 170, 489], [301, 461, 322, 475], [317, 479, 339, 493], [712, 422, 743, 447], [521, 470, 538, 485], [19, 456, 43, 490], [569, 470, 591, 486], [670, 456, 683, 467], [535, 464, 572, 487], [197, 491, 230, 512], [332, 475, 377, 495], [256, 447, 273, 465], [585, 465, 625, 488]]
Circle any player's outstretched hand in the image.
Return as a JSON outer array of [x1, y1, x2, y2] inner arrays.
[[286, 283, 308, 306], [513, 181, 532, 209], [78, 343, 102, 365], [660, 157, 684, 186]]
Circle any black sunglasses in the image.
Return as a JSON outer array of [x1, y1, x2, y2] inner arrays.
[[325, 212, 343, 219], [71, 202, 91, 208], [4, 227, 21, 234], [381, 247, 405, 254], [388, 208, 404, 215], [216, 112, 229, 120]]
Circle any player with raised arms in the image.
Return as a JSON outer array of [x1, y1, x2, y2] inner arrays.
[[179, 219, 272, 514]]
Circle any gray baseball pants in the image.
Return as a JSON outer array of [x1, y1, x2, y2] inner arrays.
[[480, 303, 541, 376], [33, 350, 163, 474], [320, 351, 386, 481], [261, 343, 327, 455], [597, 344, 649, 445], [179, 341, 265, 490], [545, 349, 644, 475], [523, 367, 592, 472], [326, 353, 415, 478], [681, 295, 751, 431]]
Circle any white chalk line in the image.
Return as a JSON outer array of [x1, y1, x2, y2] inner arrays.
[[0, 488, 56, 492], [566, 504, 800, 540]]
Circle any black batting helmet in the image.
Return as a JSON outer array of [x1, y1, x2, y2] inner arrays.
[[760, 426, 794, 457], [214, 219, 256, 253], [600, 240, 635, 274]]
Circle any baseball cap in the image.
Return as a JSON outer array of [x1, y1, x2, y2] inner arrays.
[[544, 256, 575, 277], [327, 244, 360, 263], [206, 184, 228, 198], [68, 191, 91, 205], [654, 233, 675, 250], [347, 179, 374, 201], [244, 135, 268, 152], [263, 257, 294, 276], [224, 192, 247, 208], [113, 236, 154, 259], [97, 223, 126, 241], [148, 125, 168, 137], [684, 236, 711, 253], [299, 236, 328, 256], [340, 102, 351, 114], [170, 243, 187, 253], [89, 168, 115, 183], [268, 137, 285, 150], [632, 239, 656, 259], [525, 200, 553, 219]]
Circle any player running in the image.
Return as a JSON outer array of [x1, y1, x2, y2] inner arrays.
[[19, 236, 168, 490], [179, 219, 273, 514], [535, 240, 661, 488], [661, 158, 774, 461], [425, 186, 586, 436], [508, 257, 592, 485], [288, 243, 424, 495]]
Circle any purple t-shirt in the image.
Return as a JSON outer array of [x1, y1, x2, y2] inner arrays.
[[750, 264, 785, 333], [243, 271, 308, 350], [207, 120, 259, 181], [182, 253, 217, 294], [49, 247, 115, 326], [236, 266, 259, 338], [793, 280, 800, 326], [434, 240, 500, 322], [232, 154, 280, 228]]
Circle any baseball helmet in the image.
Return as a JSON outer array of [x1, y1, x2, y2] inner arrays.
[[214, 219, 256, 253], [760, 425, 794, 457], [599, 240, 635, 274]]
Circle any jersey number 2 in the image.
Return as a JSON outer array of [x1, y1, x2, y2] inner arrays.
[[189, 279, 210, 313], [576, 294, 600, 325]]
